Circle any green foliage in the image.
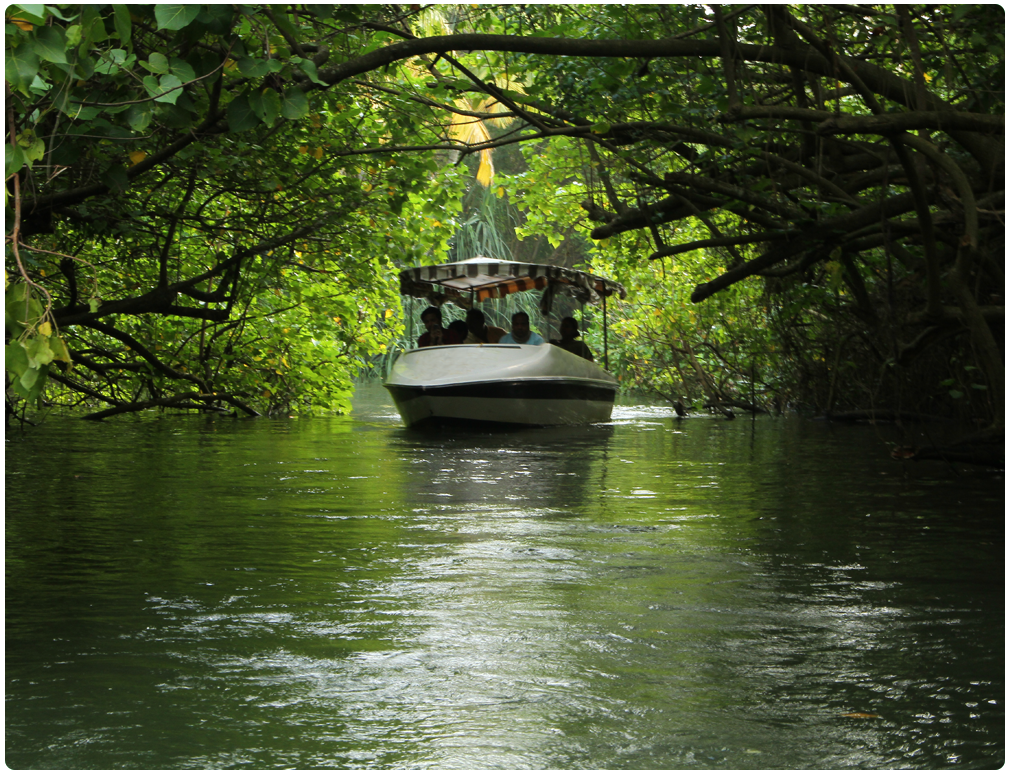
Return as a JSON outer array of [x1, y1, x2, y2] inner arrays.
[[5, 280, 72, 403], [4, 3, 469, 420], [4, 3, 1002, 429]]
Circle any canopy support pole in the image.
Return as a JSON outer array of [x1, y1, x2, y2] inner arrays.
[[603, 292, 609, 371]]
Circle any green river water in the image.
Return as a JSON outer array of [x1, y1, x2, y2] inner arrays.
[[5, 385, 1004, 769]]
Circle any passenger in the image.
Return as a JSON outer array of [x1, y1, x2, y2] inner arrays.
[[447, 319, 470, 342], [463, 308, 506, 344], [417, 306, 463, 347], [550, 316, 594, 361], [499, 311, 545, 345]]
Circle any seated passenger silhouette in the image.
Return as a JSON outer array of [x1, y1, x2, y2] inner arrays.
[[463, 308, 506, 344], [499, 311, 544, 345], [550, 316, 594, 361], [417, 306, 462, 347]]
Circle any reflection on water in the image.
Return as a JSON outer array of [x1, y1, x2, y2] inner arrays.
[[5, 385, 1004, 769]]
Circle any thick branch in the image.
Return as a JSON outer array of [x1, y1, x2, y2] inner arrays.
[[81, 320, 208, 390], [819, 111, 1004, 136], [649, 230, 798, 261], [690, 191, 918, 302]]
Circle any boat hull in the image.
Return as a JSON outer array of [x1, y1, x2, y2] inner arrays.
[[383, 344, 617, 427]]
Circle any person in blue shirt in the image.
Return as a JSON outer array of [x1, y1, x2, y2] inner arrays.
[[499, 311, 544, 345]]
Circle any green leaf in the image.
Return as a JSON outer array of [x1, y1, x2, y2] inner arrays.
[[45, 6, 79, 21], [23, 136, 45, 163], [10, 5, 47, 25], [142, 74, 161, 97], [5, 40, 40, 95], [18, 362, 48, 397], [297, 58, 326, 86], [5, 342, 30, 377], [33, 25, 68, 64], [169, 56, 196, 83], [237, 57, 271, 78], [281, 88, 309, 120], [126, 103, 152, 131], [94, 48, 133, 75], [6, 284, 43, 333], [143, 51, 170, 74], [154, 73, 183, 103], [196, 5, 234, 34], [142, 73, 182, 104], [73, 105, 102, 121], [80, 5, 108, 44], [6, 143, 28, 178], [49, 335, 73, 364], [88, 298, 101, 313], [154, 4, 201, 31], [25, 335, 55, 368], [113, 4, 132, 46], [226, 93, 259, 132], [73, 53, 95, 80], [65, 24, 82, 48], [248, 87, 282, 126]]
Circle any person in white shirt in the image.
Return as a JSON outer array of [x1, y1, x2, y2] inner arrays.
[[499, 311, 544, 345]]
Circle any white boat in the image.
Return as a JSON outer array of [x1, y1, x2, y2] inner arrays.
[[384, 258, 626, 428]]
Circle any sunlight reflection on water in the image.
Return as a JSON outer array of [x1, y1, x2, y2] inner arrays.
[[5, 388, 1004, 769]]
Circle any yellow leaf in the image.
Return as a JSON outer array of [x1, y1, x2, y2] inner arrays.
[[38, 321, 52, 336], [384, 308, 392, 319], [312, 147, 323, 159], [475, 151, 494, 187], [10, 17, 33, 30], [299, 146, 309, 154], [129, 150, 147, 165]]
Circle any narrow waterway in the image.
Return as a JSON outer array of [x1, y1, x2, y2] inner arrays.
[[5, 386, 1004, 769]]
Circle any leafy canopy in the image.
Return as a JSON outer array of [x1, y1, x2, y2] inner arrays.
[[5, 4, 1003, 430]]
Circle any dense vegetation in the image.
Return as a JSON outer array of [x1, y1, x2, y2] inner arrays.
[[6, 5, 1004, 442]]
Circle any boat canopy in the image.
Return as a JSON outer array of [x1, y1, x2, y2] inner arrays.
[[399, 257, 626, 310]]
